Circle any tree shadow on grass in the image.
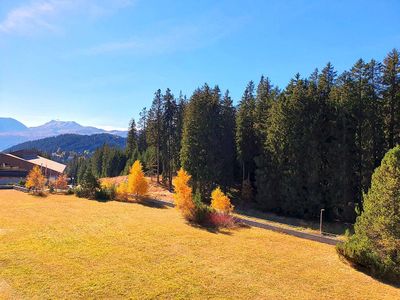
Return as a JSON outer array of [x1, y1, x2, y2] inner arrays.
[[92, 198, 109, 203], [31, 192, 48, 198], [187, 218, 251, 236], [136, 197, 171, 209], [188, 222, 233, 235], [112, 197, 172, 209]]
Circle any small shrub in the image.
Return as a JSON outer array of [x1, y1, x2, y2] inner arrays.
[[211, 187, 234, 214], [208, 212, 236, 228], [94, 187, 115, 201], [74, 186, 85, 198], [192, 189, 211, 224], [66, 188, 74, 195], [75, 185, 114, 201]]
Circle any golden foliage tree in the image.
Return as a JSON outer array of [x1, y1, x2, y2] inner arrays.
[[116, 181, 129, 201], [211, 187, 234, 214], [25, 166, 46, 194], [173, 168, 195, 219], [54, 174, 68, 190], [128, 160, 148, 200], [100, 179, 115, 190]]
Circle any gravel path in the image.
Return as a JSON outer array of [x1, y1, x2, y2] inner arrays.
[[145, 197, 339, 246]]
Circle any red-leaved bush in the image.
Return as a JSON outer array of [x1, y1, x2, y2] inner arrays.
[[207, 212, 236, 228]]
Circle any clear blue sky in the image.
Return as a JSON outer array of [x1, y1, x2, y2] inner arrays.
[[0, 0, 399, 130]]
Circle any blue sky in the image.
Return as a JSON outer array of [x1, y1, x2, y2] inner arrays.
[[0, 0, 399, 130]]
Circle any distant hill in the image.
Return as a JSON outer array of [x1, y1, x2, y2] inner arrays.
[[0, 118, 127, 150], [5, 133, 127, 156], [0, 118, 28, 132]]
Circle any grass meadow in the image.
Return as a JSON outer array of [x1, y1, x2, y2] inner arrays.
[[0, 190, 399, 299]]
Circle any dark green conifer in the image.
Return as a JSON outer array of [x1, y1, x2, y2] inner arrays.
[[338, 146, 400, 280]]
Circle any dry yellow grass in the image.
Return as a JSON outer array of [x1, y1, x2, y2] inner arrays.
[[0, 190, 398, 299], [101, 176, 174, 202]]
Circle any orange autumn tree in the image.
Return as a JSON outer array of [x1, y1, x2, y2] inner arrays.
[[54, 174, 68, 190], [25, 165, 46, 194], [128, 160, 148, 201], [173, 168, 195, 220], [211, 187, 234, 214]]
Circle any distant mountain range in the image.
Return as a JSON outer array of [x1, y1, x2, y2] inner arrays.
[[0, 118, 28, 132], [5, 134, 126, 157], [0, 118, 127, 150]]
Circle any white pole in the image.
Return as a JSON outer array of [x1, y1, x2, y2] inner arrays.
[[320, 208, 325, 235]]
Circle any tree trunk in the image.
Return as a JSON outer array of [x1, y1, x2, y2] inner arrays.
[[242, 161, 245, 182], [156, 145, 160, 183], [389, 90, 395, 149]]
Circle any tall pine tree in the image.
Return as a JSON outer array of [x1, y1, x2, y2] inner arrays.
[[147, 89, 163, 182], [236, 81, 257, 182], [382, 49, 400, 149]]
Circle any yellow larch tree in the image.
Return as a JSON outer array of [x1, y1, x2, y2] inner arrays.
[[127, 160, 148, 201], [116, 181, 129, 201], [25, 165, 46, 194], [172, 168, 195, 219], [54, 174, 68, 190], [211, 186, 234, 214]]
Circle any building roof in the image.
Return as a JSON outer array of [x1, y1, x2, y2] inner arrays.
[[22, 155, 66, 173], [1, 150, 66, 174]]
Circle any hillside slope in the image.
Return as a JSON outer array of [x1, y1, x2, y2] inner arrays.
[[0, 119, 127, 150], [5, 133, 126, 155]]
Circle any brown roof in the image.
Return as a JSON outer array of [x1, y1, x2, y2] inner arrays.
[[2, 152, 66, 174], [22, 155, 66, 173]]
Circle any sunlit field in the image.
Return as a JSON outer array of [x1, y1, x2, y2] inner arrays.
[[0, 190, 398, 299]]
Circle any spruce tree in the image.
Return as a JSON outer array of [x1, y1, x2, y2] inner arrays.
[[338, 146, 400, 280], [147, 89, 163, 183], [81, 167, 100, 199], [236, 81, 257, 182], [254, 76, 275, 148], [257, 75, 309, 216], [180, 84, 226, 196], [219, 90, 236, 189], [161, 88, 177, 190], [126, 118, 138, 159], [174, 92, 186, 171], [329, 71, 359, 221], [137, 107, 148, 153], [364, 59, 385, 177], [314, 63, 337, 214], [77, 158, 88, 184], [382, 49, 400, 149], [91, 145, 105, 178]]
